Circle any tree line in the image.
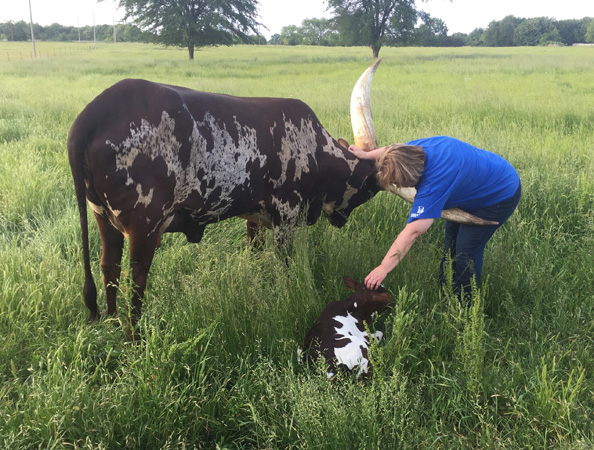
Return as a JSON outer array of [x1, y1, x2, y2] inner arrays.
[[2, 0, 593, 62], [271, 15, 594, 48], [0, 21, 144, 43], [4, 15, 592, 48]]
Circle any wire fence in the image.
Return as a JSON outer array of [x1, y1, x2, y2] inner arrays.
[[0, 44, 97, 62]]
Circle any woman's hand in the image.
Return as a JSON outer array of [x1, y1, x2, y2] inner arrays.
[[348, 145, 367, 159], [364, 265, 390, 290], [348, 145, 386, 160]]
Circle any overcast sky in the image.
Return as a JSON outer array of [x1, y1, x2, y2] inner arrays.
[[1, 0, 592, 38]]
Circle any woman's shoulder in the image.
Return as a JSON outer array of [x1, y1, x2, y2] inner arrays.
[[407, 135, 456, 146]]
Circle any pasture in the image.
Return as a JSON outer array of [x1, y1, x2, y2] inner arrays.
[[1, 42, 593, 448]]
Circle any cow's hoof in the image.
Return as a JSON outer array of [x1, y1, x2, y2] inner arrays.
[[86, 311, 100, 324]]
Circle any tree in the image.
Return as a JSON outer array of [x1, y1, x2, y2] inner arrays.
[[411, 14, 447, 46], [466, 28, 485, 46], [327, 0, 423, 58], [269, 33, 281, 45], [445, 32, 468, 47], [514, 17, 560, 46], [555, 19, 583, 45], [498, 15, 524, 46], [279, 25, 302, 45], [117, 24, 147, 42], [110, 0, 262, 60], [300, 18, 333, 46], [384, 1, 418, 46], [483, 15, 524, 47], [585, 18, 594, 43], [3, 21, 30, 41]]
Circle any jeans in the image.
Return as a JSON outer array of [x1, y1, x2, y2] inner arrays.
[[439, 183, 521, 298]]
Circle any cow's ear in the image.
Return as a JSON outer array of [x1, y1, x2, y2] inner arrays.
[[337, 138, 350, 150], [342, 276, 358, 291]]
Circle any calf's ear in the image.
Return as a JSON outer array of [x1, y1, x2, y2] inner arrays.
[[370, 291, 391, 308], [342, 276, 358, 291]]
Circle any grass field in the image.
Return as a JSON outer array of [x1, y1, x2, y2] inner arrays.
[[1, 42, 593, 449]]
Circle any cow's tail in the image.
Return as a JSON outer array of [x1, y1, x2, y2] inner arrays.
[[67, 125, 99, 322]]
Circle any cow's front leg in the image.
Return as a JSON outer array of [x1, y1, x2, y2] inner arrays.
[[96, 214, 124, 318], [271, 199, 301, 253], [273, 219, 298, 253]]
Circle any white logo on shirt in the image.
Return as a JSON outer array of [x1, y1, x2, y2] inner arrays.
[[410, 206, 425, 218]]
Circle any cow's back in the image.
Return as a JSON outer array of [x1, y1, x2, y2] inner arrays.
[[69, 79, 336, 235]]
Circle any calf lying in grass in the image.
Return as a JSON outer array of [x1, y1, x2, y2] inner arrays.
[[303, 277, 391, 379]]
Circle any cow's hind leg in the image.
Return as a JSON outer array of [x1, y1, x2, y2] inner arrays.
[[96, 214, 124, 318], [246, 220, 266, 250], [125, 231, 159, 341]]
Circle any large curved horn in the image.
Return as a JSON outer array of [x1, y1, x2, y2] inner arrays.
[[386, 185, 498, 226], [350, 60, 497, 226], [351, 58, 382, 151]]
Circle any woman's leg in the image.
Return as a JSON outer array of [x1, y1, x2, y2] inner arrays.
[[440, 187, 522, 296], [451, 184, 522, 299], [453, 222, 499, 297]]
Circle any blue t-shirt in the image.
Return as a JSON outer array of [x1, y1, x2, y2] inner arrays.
[[406, 136, 520, 223]]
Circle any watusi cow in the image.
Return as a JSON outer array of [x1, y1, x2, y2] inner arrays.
[[68, 60, 386, 338], [303, 276, 391, 379]]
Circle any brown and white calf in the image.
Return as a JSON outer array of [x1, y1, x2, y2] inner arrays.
[[303, 277, 391, 378]]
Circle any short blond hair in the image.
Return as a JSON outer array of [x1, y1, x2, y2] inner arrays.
[[375, 144, 426, 190]]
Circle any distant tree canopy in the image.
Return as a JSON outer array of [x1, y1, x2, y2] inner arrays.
[[480, 16, 592, 47], [0, 20, 145, 43], [269, 15, 594, 49], [328, 0, 423, 57], [2, 12, 593, 51], [111, 0, 262, 59]]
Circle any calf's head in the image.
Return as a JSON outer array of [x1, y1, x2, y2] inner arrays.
[[341, 276, 391, 320]]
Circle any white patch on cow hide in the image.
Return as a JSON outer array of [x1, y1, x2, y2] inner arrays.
[[107, 111, 183, 212], [320, 133, 358, 172], [271, 194, 302, 223], [333, 313, 370, 377], [108, 113, 182, 186], [102, 196, 122, 217], [157, 215, 174, 236], [87, 200, 105, 216], [188, 112, 266, 220], [135, 184, 154, 208], [335, 182, 358, 211], [106, 110, 267, 228], [273, 115, 317, 187]]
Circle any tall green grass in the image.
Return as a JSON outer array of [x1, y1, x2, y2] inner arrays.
[[0, 43, 593, 448]]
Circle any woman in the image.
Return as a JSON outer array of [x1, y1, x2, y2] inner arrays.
[[348, 136, 521, 299]]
